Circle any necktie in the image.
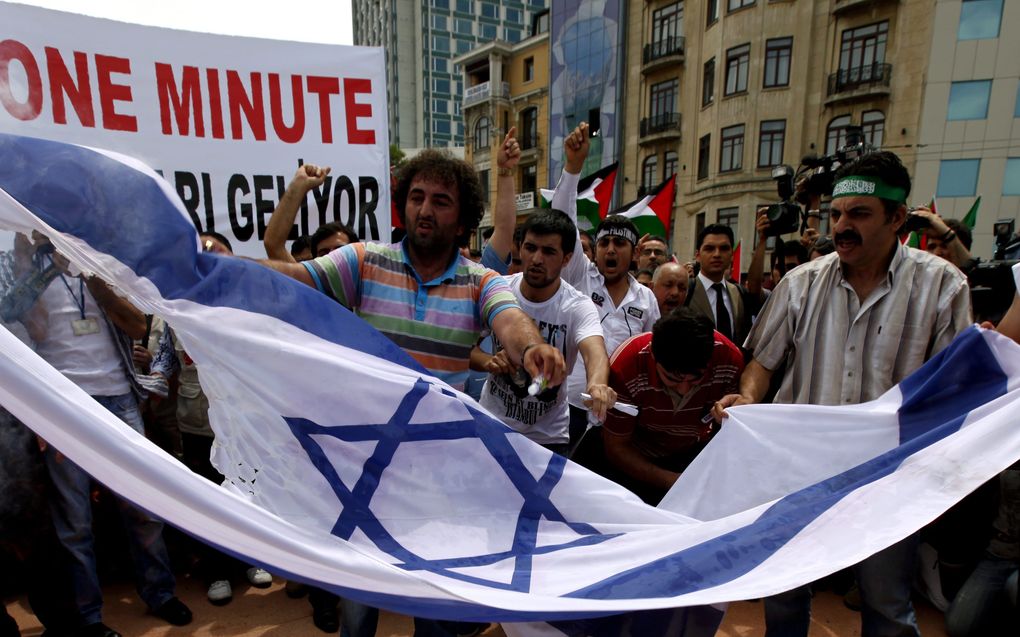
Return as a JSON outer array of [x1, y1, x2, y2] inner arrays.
[[712, 282, 733, 342]]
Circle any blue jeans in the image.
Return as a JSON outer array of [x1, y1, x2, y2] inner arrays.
[[45, 392, 176, 625], [945, 553, 1020, 636], [338, 599, 478, 637], [765, 533, 920, 637]]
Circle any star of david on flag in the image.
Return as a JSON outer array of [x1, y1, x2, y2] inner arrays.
[[0, 132, 1019, 629]]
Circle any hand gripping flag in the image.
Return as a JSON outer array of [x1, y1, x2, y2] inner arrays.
[[1, 133, 1020, 627]]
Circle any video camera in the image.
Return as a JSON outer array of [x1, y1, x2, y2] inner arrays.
[[797, 125, 876, 201], [763, 164, 802, 237]]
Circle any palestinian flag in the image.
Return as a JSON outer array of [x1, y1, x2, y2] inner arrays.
[[731, 240, 742, 282], [962, 196, 981, 230], [540, 163, 618, 232], [611, 174, 676, 238]]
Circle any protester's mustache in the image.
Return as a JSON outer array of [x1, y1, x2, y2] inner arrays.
[[834, 230, 862, 243]]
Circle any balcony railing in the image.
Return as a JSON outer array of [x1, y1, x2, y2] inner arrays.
[[643, 36, 685, 64], [827, 63, 892, 96], [640, 112, 681, 138], [464, 81, 511, 107]]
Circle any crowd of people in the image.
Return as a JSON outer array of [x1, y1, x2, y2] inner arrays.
[[0, 119, 1018, 637]]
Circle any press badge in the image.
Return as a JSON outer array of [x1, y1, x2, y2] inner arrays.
[[71, 318, 100, 336]]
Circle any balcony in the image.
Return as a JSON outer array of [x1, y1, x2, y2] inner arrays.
[[833, 0, 898, 15], [464, 81, 511, 108], [640, 112, 681, 144], [642, 37, 685, 74], [825, 63, 892, 104]]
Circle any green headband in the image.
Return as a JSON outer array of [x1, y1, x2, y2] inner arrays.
[[831, 175, 907, 204]]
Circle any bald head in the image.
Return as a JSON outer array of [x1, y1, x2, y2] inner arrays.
[[652, 262, 689, 316]]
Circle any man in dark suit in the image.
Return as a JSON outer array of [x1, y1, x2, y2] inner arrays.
[[685, 224, 750, 347]]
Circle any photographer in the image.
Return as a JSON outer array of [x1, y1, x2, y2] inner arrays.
[[906, 207, 973, 270], [746, 209, 810, 300]]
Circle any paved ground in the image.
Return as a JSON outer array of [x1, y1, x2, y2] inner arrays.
[[5, 575, 949, 636]]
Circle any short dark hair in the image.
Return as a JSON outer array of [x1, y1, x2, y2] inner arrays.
[[519, 209, 577, 255], [636, 268, 655, 279], [596, 214, 639, 243], [697, 224, 734, 250], [311, 222, 358, 255], [652, 307, 716, 374], [644, 235, 668, 246], [833, 150, 911, 219], [945, 219, 973, 250], [199, 231, 233, 254], [394, 149, 485, 248], [290, 234, 311, 258], [771, 240, 808, 270]]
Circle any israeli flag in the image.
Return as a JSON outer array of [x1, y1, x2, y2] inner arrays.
[[0, 132, 1018, 625]]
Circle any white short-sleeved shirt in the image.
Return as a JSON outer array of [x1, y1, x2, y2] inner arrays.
[[479, 274, 603, 444]]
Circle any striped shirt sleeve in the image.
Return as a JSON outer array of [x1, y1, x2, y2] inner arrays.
[[303, 243, 363, 309], [477, 270, 519, 329]]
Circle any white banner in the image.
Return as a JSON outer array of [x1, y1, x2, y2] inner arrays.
[[0, 1, 390, 256]]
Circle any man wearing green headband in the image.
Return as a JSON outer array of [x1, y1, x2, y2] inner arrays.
[[713, 151, 972, 637]]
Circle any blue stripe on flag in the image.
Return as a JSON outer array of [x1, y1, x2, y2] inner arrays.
[[0, 133, 421, 371]]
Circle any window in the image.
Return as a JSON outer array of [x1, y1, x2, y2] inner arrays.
[[456, 19, 474, 34], [520, 107, 538, 150], [432, 15, 448, 29], [948, 80, 992, 120], [474, 116, 491, 151], [959, 0, 1003, 40], [431, 0, 449, 8], [1004, 158, 1020, 195], [456, 0, 471, 12], [478, 169, 490, 203], [703, 58, 715, 106], [707, 0, 719, 26], [763, 37, 792, 88], [505, 28, 522, 42], [861, 110, 885, 148], [506, 8, 522, 23], [433, 118, 451, 135], [524, 57, 535, 82], [839, 22, 887, 75], [433, 36, 450, 52], [725, 44, 750, 96], [532, 10, 550, 36], [720, 124, 745, 173], [698, 134, 711, 180], [936, 159, 980, 197], [728, 0, 754, 11], [481, 2, 498, 18], [433, 99, 448, 114], [481, 24, 497, 39], [717, 207, 739, 234], [456, 39, 471, 54], [664, 151, 679, 179], [650, 79, 679, 118], [522, 164, 537, 197], [642, 156, 659, 191], [432, 58, 448, 72], [432, 78, 451, 94], [825, 115, 851, 155], [652, 2, 683, 49], [758, 120, 786, 168]]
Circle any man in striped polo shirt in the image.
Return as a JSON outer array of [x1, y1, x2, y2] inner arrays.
[[261, 148, 565, 637]]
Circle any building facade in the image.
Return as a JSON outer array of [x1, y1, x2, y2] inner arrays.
[[456, 28, 551, 231], [623, 0, 934, 264], [353, 0, 549, 149], [913, 0, 1019, 260]]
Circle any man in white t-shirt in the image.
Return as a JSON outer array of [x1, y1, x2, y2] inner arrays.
[[479, 209, 616, 455], [550, 123, 661, 442]]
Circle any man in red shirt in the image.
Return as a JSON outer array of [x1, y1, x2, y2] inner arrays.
[[602, 308, 744, 504]]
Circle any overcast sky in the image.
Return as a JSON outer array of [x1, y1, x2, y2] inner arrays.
[[11, 0, 353, 45]]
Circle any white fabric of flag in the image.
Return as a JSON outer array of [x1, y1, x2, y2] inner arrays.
[[0, 132, 1018, 623]]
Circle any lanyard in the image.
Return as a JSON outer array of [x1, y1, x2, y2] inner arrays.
[[58, 271, 87, 320]]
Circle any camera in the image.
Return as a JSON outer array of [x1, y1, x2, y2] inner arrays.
[[765, 164, 803, 237], [798, 125, 876, 200], [965, 259, 1018, 324], [901, 209, 931, 234], [993, 219, 1020, 260]]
